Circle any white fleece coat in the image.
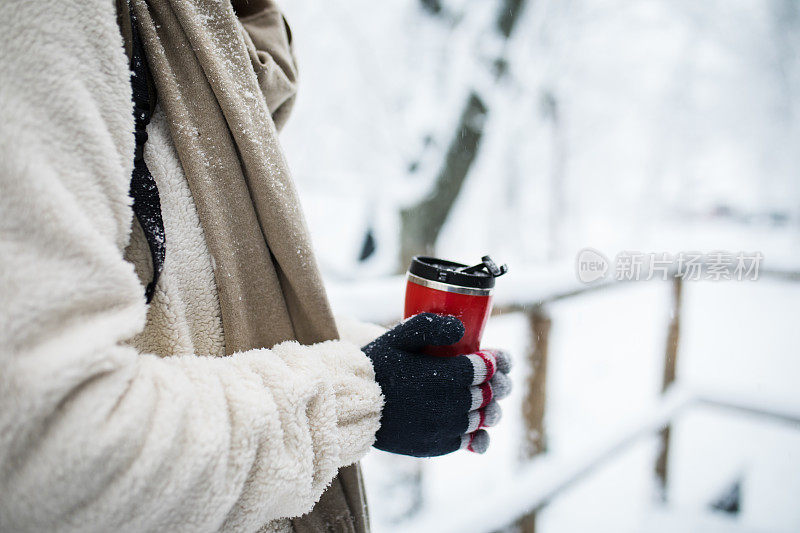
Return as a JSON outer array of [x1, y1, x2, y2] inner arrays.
[[0, 1, 385, 532]]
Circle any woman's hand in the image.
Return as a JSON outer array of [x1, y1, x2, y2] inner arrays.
[[362, 313, 512, 457]]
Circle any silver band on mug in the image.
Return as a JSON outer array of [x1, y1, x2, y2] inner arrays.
[[406, 273, 494, 296]]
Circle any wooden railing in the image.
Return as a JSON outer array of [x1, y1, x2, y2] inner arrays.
[[328, 265, 800, 532], [488, 267, 800, 533]]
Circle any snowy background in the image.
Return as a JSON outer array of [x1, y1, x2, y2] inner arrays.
[[279, 0, 800, 531]]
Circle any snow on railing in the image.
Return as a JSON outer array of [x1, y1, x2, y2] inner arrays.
[[326, 265, 800, 532], [389, 385, 800, 533]]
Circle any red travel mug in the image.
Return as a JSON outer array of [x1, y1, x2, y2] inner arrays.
[[404, 255, 508, 357]]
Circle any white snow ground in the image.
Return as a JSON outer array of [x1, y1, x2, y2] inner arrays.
[[277, 0, 800, 530], [342, 275, 800, 533]]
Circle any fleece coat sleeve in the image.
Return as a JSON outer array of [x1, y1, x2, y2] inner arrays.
[[0, 1, 382, 532]]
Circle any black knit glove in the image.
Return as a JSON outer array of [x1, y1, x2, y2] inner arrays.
[[363, 313, 512, 457]]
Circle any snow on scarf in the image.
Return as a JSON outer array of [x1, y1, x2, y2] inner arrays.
[[128, 0, 368, 530]]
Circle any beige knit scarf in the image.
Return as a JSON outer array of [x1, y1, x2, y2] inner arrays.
[[123, 0, 369, 531]]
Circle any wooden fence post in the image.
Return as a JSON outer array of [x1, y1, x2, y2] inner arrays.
[[655, 275, 683, 500], [522, 306, 552, 458], [514, 306, 552, 533]]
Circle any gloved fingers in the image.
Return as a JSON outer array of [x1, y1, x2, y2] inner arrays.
[[490, 371, 512, 400], [388, 313, 465, 352], [492, 349, 512, 374], [465, 400, 503, 432], [482, 400, 502, 427], [460, 429, 490, 454], [468, 382, 493, 410], [464, 350, 497, 385], [464, 349, 511, 386]]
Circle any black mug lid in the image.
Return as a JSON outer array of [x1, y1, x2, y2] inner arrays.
[[408, 255, 508, 290]]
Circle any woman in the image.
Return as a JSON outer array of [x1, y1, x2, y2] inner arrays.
[[0, 0, 511, 531]]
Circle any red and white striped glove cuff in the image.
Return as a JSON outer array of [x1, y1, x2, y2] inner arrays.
[[466, 350, 499, 385]]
